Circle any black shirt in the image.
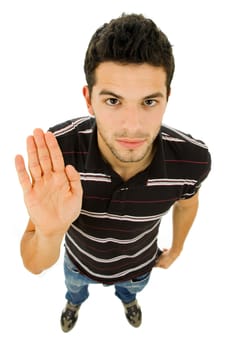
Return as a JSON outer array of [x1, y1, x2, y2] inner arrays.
[[49, 116, 211, 284]]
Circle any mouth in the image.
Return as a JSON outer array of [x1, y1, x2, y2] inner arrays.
[[116, 138, 146, 149]]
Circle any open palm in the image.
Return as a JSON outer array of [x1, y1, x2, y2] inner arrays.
[[15, 129, 83, 236]]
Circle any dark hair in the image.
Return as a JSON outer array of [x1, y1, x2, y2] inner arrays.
[[84, 13, 175, 96]]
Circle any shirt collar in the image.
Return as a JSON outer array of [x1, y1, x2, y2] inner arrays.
[[147, 130, 167, 179], [84, 122, 110, 172]]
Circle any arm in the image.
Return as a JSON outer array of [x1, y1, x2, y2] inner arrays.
[[20, 219, 64, 274], [15, 129, 83, 274], [156, 192, 199, 269]]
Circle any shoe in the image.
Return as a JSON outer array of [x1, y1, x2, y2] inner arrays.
[[60, 301, 81, 332], [123, 299, 142, 327]]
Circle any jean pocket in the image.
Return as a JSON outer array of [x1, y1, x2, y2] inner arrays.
[[132, 272, 150, 283], [64, 253, 80, 273]]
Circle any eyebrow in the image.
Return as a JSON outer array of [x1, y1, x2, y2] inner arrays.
[[99, 89, 165, 99]]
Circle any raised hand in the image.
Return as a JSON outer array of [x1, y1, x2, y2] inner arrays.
[[15, 128, 83, 237]]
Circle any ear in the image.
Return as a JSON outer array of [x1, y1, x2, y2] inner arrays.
[[82, 86, 94, 115], [167, 87, 171, 101]]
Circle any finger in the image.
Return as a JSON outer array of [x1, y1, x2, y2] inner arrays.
[[27, 135, 42, 180], [15, 154, 32, 194], [44, 131, 65, 172], [33, 128, 53, 174]]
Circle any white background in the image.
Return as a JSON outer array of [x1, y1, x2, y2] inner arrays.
[[0, 0, 232, 349]]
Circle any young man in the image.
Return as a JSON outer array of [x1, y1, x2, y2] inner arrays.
[[15, 13, 211, 332]]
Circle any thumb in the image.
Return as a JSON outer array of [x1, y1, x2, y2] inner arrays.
[[65, 165, 83, 195]]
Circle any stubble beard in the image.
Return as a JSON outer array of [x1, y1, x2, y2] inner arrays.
[[98, 129, 158, 164]]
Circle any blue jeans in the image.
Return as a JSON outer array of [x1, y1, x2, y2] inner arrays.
[[64, 253, 151, 305]]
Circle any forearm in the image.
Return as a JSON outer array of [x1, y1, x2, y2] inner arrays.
[[171, 194, 199, 256], [20, 225, 65, 274]]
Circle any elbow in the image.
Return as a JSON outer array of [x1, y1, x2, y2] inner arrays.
[[28, 267, 44, 275], [22, 258, 44, 275], [21, 251, 59, 275]]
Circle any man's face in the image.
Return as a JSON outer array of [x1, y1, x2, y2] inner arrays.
[[83, 62, 168, 168]]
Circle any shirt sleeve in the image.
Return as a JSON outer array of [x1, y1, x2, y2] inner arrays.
[[180, 147, 211, 200]]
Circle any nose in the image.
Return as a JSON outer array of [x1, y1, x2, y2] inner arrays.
[[121, 105, 142, 132]]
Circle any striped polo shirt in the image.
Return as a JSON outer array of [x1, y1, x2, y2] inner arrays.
[[49, 116, 211, 284]]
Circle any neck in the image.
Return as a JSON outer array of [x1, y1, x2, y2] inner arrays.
[[98, 138, 156, 181], [112, 161, 151, 182]]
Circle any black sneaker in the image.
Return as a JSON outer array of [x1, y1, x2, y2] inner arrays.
[[60, 302, 81, 332], [123, 299, 142, 327]]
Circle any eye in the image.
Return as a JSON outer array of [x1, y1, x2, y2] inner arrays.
[[143, 99, 157, 107], [106, 98, 120, 106]]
